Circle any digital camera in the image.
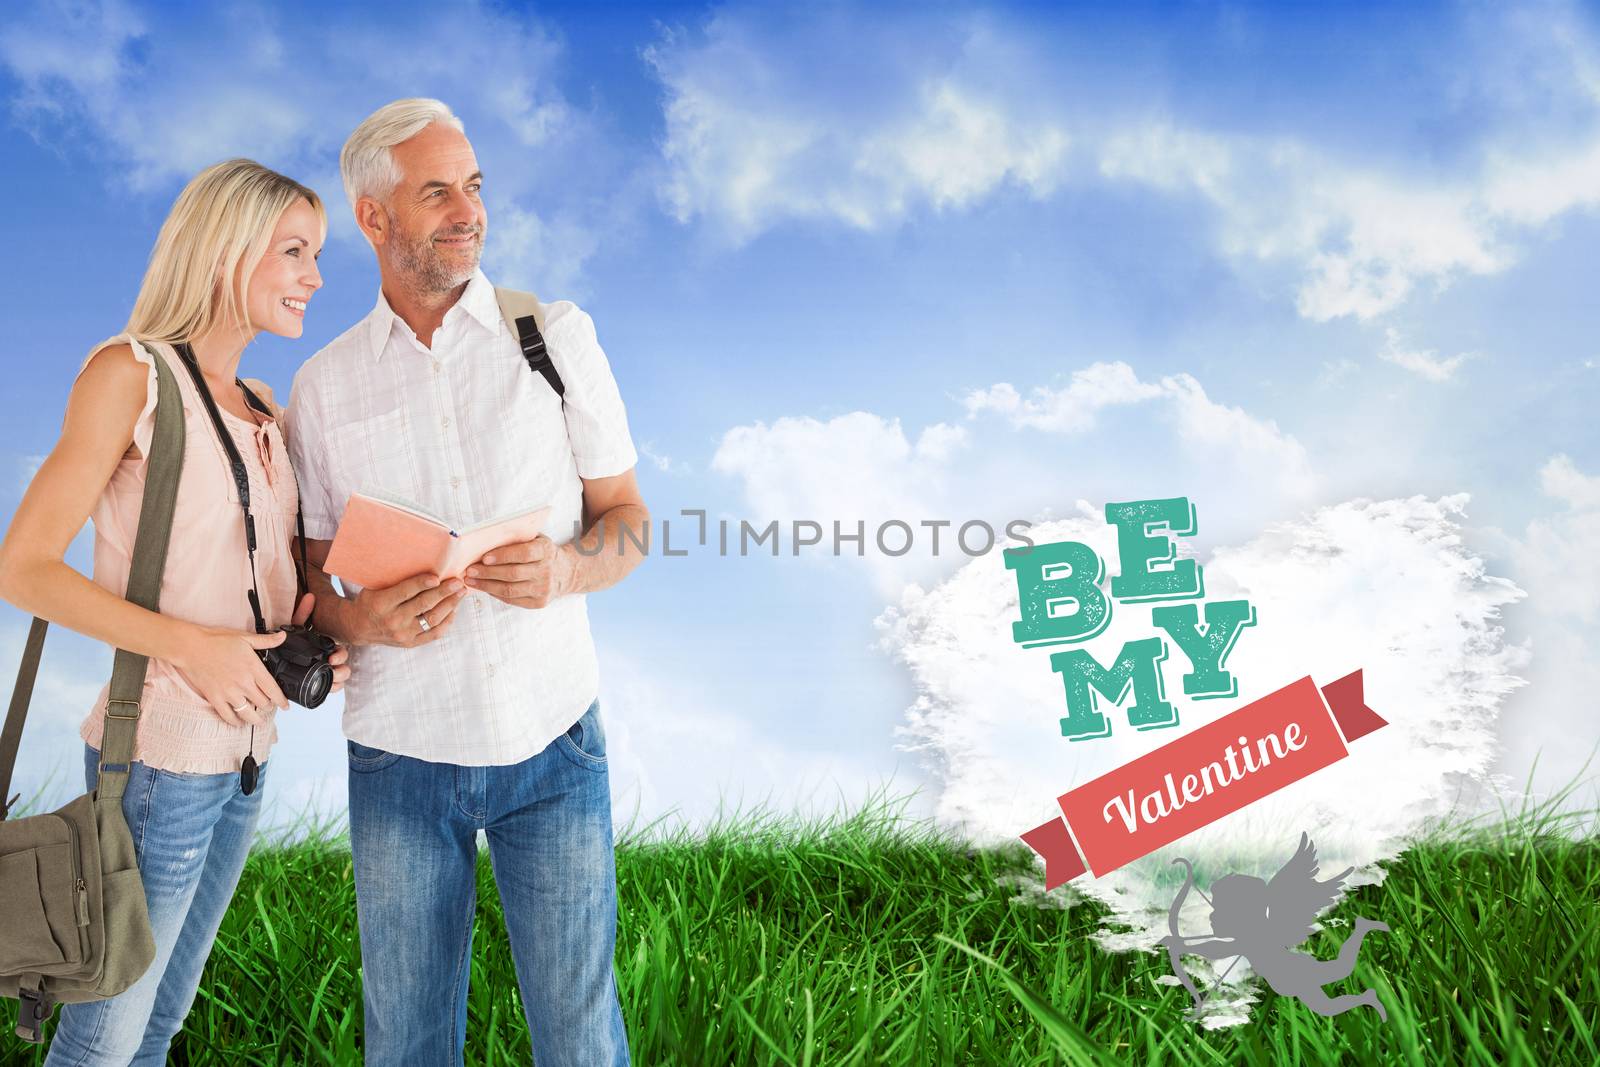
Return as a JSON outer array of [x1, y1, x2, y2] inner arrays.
[[260, 625, 338, 708]]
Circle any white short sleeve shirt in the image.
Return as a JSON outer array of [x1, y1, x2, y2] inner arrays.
[[284, 269, 638, 766]]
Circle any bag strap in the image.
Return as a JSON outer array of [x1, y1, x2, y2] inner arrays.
[[495, 287, 565, 401], [0, 619, 48, 818], [0, 340, 186, 816], [96, 341, 186, 801]]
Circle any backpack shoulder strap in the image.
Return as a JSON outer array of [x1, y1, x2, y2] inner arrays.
[[495, 287, 565, 401]]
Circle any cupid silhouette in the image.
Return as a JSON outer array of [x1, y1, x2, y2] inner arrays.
[[1160, 832, 1390, 1021]]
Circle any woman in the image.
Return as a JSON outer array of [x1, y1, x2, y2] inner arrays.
[[0, 159, 350, 1065]]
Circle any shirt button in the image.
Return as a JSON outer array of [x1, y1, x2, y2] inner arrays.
[[450, 476, 461, 489], [486, 663, 496, 677], [441, 416, 451, 429], [431, 360, 441, 373]]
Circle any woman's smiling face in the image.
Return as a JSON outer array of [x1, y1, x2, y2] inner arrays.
[[245, 197, 325, 339]]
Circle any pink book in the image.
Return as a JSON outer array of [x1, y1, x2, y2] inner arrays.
[[322, 492, 552, 590]]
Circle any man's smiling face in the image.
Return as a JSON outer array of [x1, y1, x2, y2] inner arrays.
[[381, 121, 487, 293]]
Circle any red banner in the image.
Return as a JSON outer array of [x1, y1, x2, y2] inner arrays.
[[1022, 669, 1386, 889]]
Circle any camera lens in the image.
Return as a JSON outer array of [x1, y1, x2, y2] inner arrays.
[[261, 626, 338, 708], [298, 663, 334, 708]]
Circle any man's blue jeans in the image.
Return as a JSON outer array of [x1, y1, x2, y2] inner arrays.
[[45, 746, 266, 1067], [347, 698, 630, 1066]]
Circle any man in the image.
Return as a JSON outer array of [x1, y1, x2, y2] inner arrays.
[[284, 98, 644, 1066]]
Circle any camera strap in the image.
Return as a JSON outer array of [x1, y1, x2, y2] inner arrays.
[[173, 343, 309, 632], [174, 342, 307, 796], [174, 343, 272, 634]]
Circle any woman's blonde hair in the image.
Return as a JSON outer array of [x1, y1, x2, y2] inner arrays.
[[126, 159, 326, 345]]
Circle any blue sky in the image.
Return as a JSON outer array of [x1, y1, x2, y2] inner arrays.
[[2, 0, 1597, 834]]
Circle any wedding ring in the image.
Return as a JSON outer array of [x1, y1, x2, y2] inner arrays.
[[418, 616, 432, 633], [230, 702, 251, 713]]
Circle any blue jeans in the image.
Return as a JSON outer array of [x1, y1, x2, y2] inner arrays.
[[45, 746, 266, 1067], [347, 698, 629, 1066]]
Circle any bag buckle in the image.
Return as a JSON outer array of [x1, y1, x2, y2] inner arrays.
[[105, 698, 141, 720], [15, 985, 53, 1043]]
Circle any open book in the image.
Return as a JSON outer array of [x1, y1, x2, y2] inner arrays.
[[322, 491, 552, 590]]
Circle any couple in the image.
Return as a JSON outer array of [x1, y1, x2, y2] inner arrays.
[[0, 98, 644, 1065]]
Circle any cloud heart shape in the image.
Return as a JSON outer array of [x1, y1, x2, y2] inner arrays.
[[878, 495, 1526, 1024]]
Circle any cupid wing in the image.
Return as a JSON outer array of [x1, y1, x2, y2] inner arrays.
[[1263, 832, 1354, 948]]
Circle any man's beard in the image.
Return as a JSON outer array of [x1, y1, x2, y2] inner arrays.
[[387, 212, 483, 293]]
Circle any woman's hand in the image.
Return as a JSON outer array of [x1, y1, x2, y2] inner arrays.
[[169, 624, 291, 727], [290, 592, 351, 695]]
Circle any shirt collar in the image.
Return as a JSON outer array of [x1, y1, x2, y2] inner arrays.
[[367, 268, 501, 362], [365, 290, 399, 363], [455, 267, 503, 336]]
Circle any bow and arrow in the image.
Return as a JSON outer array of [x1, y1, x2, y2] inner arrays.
[[1156, 833, 1389, 1021], [1161, 857, 1242, 1018]]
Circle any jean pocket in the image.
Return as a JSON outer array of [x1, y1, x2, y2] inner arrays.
[[556, 701, 607, 771], [348, 739, 401, 773]]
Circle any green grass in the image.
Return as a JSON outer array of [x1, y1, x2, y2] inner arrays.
[[7, 790, 1598, 1065]]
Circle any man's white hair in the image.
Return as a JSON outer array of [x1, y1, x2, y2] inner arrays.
[[340, 98, 466, 211]]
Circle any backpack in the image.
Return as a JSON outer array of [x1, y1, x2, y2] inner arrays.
[[0, 339, 186, 1041], [496, 288, 565, 400]]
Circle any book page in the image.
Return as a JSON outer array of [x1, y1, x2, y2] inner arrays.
[[352, 489, 445, 525], [440, 505, 553, 579]]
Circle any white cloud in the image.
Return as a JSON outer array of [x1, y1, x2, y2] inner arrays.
[[964, 363, 1314, 501], [963, 363, 1164, 432], [1095, 126, 1515, 322], [710, 411, 966, 595], [1096, 122, 1237, 199], [1538, 452, 1600, 512], [710, 361, 1317, 607], [2, 1, 321, 192], [484, 202, 599, 302], [1492, 454, 1600, 809], [1509, 455, 1600, 624], [1091, 0, 1600, 323], [711, 411, 961, 526], [17, 454, 46, 491], [878, 496, 1528, 1020], [1314, 357, 1359, 389], [645, 12, 1070, 242], [646, 7, 1600, 321], [1160, 372, 1312, 483], [853, 81, 1069, 215], [912, 420, 969, 462], [0, 0, 610, 291], [600, 649, 930, 838], [637, 442, 685, 476], [1482, 128, 1600, 226], [1378, 327, 1471, 382]]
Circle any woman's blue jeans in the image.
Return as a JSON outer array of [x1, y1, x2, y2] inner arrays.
[[347, 698, 630, 1066], [44, 745, 266, 1066]]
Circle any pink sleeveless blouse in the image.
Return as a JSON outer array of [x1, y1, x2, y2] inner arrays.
[[77, 335, 302, 773]]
